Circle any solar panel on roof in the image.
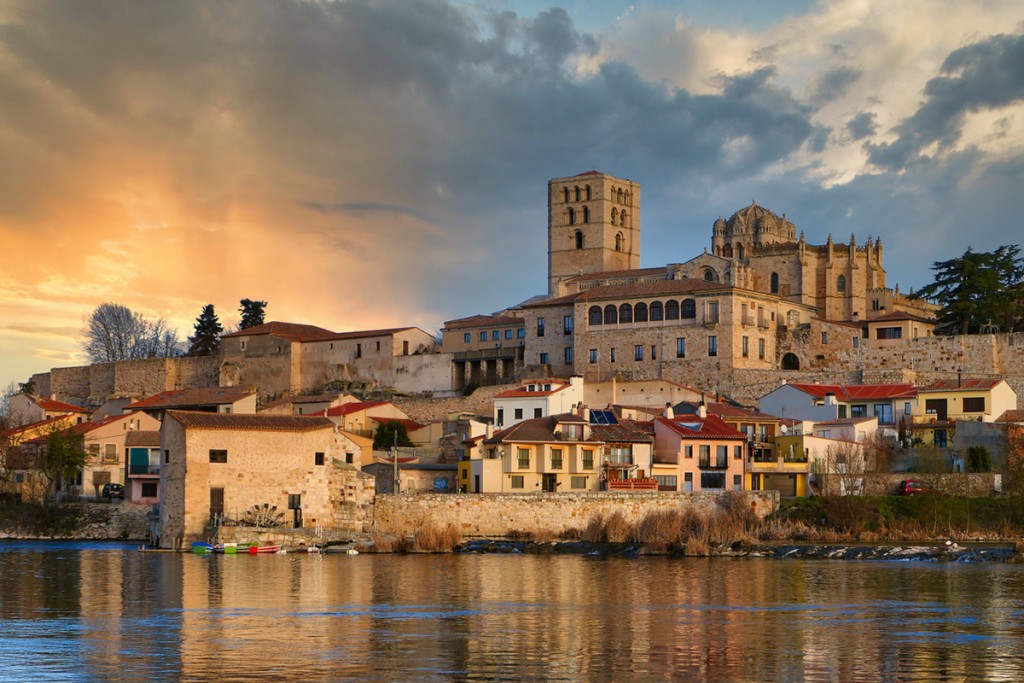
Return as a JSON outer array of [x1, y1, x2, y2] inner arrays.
[[590, 409, 618, 425]]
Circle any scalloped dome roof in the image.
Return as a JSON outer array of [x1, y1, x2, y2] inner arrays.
[[723, 201, 796, 238]]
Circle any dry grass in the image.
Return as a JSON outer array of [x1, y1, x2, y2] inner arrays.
[[412, 521, 462, 552], [604, 511, 631, 543], [371, 532, 407, 553], [635, 510, 684, 551], [581, 514, 606, 542]]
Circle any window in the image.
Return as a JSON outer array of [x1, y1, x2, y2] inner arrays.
[[568, 207, 576, 225], [141, 482, 158, 498], [701, 472, 726, 489], [873, 404, 894, 424], [589, 348, 598, 363], [518, 449, 530, 469], [288, 494, 301, 510], [610, 348, 617, 362], [514, 408, 523, 420], [464, 333, 471, 343], [103, 443, 118, 463], [376, 341, 381, 351], [734, 445, 743, 460], [681, 299, 696, 319], [537, 317, 545, 337], [491, 331, 499, 340], [716, 445, 728, 467], [758, 338, 765, 360], [575, 229, 584, 248], [534, 408, 542, 418], [770, 272, 779, 294], [634, 303, 648, 323], [209, 449, 227, 463], [564, 315, 574, 334], [164, 449, 170, 464], [240, 340, 246, 351], [497, 409, 504, 427], [699, 445, 710, 467], [634, 345, 643, 361], [742, 336, 749, 358], [821, 331, 828, 344], [837, 274, 846, 293], [665, 300, 680, 320], [539, 352, 549, 365], [603, 304, 618, 324], [479, 332, 487, 341], [655, 475, 678, 491], [650, 301, 663, 321], [582, 206, 590, 223], [315, 452, 325, 466], [963, 397, 985, 413], [588, 306, 602, 326], [564, 347, 573, 364], [935, 430, 948, 448], [708, 336, 718, 357], [876, 327, 902, 339], [851, 405, 867, 418], [676, 338, 686, 358], [853, 337, 860, 348], [517, 328, 525, 338], [872, 299, 880, 311], [505, 329, 513, 339], [651, 345, 657, 360], [345, 452, 354, 464], [705, 301, 719, 324], [685, 445, 693, 459], [619, 304, 633, 324], [551, 449, 563, 469], [582, 450, 594, 470], [733, 474, 743, 490], [571, 476, 587, 489], [511, 476, 525, 489], [356, 343, 362, 359], [904, 402, 912, 415], [88, 443, 100, 457]]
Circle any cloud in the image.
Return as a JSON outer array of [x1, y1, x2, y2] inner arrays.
[[845, 112, 878, 141], [809, 66, 861, 106]]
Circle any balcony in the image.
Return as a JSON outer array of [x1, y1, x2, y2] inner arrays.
[[129, 464, 161, 476], [608, 478, 658, 491]]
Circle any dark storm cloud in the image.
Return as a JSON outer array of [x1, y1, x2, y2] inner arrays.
[[809, 66, 861, 106], [866, 30, 1024, 170], [845, 112, 877, 141]]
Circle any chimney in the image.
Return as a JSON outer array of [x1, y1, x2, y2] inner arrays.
[[582, 404, 590, 422], [697, 403, 707, 419], [664, 403, 674, 419], [825, 392, 836, 405]]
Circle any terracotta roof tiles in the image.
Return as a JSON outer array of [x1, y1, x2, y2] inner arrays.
[[128, 386, 255, 410], [167, 410, 334, 432]]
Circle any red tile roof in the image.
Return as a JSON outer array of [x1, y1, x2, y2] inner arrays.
[[33, 397, 90, 413], [574, 277, 727, 302], [567, 267, 667, 283], [222, 321, 418, 343], [166, 410, 334, 431], [868, 310, 936, 323], [996, 410, 1024, 423], [919, 379, 1004, 392], [21, 412, 138, 443], [320, 401, 390, 417], [655, 414, 746, 440], [676, 401, 781, 421], [443, 314, 524, 330], [485, 414, 604, 445], [786, 383, 918, 401], [125, 430, 161, 447], [128, 386, 255, 410], [1, 414, 74, 439], [368, 416, 424, 432], [494, 382, 570, 399]]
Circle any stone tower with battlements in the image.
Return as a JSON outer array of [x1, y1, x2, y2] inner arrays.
[[548, 171, 640, 295]]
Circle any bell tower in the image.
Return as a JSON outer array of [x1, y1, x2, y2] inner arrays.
[[547, 171, 640, 295]]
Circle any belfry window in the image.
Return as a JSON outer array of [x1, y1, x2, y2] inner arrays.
[[582, 206, 590, 223], [575, 230, 584, 249], [615, 233, 623, 251], [770, 272, 779, 294]]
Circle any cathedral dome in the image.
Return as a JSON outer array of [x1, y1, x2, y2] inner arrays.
[[723, 201, 796, 242]]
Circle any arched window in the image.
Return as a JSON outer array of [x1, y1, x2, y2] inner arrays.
[[575, 230, 584, 249], [563, 187, 570, 203], [574, 186, 581, 202], [722, 244, 733, 258], [634, 302, 648, 323], [568, 208, 575, 225], [585, 185, 592, 200], [737, 243, 744, 260], [782, 353, 800, 370], [770, 272, 779, 294], [665, 300, 680, 320], [588, 306, 603, 326], [617, 188, 623, 204], [620, 210, 628, 227], [649, 301, 664, 321], [615, 232, 623, 252], [619, 304, 633, 324], [681, 299, 696, 319], [837, 274, 846, 293], [604, 304, 618, 325], [611, 207, 618, 225], [582, 206, 590, 223], [703, 269, 718, 282]]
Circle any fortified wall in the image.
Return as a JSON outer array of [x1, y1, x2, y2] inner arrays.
[[31, 356, 220, 407], [373, 491, 779, 538]]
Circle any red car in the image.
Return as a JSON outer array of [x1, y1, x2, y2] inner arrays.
[[898, 479, 937, 496]]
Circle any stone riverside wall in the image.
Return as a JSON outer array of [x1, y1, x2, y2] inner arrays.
[[372, 491, 779, 538], [0, 503, 151, 540]]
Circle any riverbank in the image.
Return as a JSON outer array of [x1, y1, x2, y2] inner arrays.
[[0, 501, 150, 540]]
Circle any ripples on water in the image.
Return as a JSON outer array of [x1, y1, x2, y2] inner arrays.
[[1, 541, 1023, 681]]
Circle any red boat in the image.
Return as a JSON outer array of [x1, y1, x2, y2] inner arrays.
[[247, 545, 281, 554]]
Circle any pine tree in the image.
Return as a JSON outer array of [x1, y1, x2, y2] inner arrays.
[[187, 304, 224, 357], [239, 298, 268, 330]]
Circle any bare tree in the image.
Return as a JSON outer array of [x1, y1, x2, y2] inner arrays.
[[82, 303, 181, 362]]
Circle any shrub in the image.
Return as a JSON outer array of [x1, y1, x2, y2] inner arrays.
[[604, 511, 631, 543], [412, 521, 462, 552]]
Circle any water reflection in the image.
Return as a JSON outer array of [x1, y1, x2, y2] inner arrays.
[[2, 542, 1024, 681]]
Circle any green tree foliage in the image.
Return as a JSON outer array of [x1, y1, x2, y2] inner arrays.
[[912, 245, 1024, 334], [42, 427, 86, 501], [239, 298, 268, 330], [187, 304, 224, 357], [965, 445, 992, 473], [373, 420, 414, 450], [83, 303, 181, 362]]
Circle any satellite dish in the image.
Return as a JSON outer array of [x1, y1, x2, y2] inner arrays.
[[780, 424, 788, 434]]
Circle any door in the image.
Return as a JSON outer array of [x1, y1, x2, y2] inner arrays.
[[473, 475, 480, 493], [210, 488, 224, 523], [542, 474, 558, 492], [925, 398, 948, 421]]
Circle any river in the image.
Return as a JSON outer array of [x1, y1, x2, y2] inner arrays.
[[1, 541, 1022, 681]]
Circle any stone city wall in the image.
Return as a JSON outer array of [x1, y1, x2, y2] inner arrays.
[[34, 357, 220, 408], [372, 490, 779, 538]]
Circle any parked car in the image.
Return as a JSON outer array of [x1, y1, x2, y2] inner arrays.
[[898, 479, 936, 496], [102, 483, 125, 500]]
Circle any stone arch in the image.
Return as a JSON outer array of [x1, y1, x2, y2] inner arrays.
[[574, 230, 584, 249], [619, 303, 633, 324], [563, 187, 570, 203], [634, 302, 648, 323], [568, 207, 575, 225], [665, 300, 680, 320], [615, 232, 623, 251], [837, 274, 846, 293], [781, 353, 800, 370], [574, 186, 581, 202], [681, 298, 696, 319], [582, 206, 590, 223], [604, 304, 618, 325], [585, 185, 592, 200], [588, 306, 603, 326], [649, 301, 664, 321], [703, 268, 719, 282]]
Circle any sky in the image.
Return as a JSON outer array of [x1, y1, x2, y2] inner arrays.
[[2, 0, 1023, 392]]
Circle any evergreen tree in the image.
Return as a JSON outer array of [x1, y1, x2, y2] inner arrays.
[[239, 298, 268, 330], [187, 304, 224, 357], [42, 427, 86, 502], [912, 245, 1024, 334], [373, 420, 414, 450]]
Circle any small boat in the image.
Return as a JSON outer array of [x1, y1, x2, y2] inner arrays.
[[247, 544, 281, 554], [191, 542, 213, 555]]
